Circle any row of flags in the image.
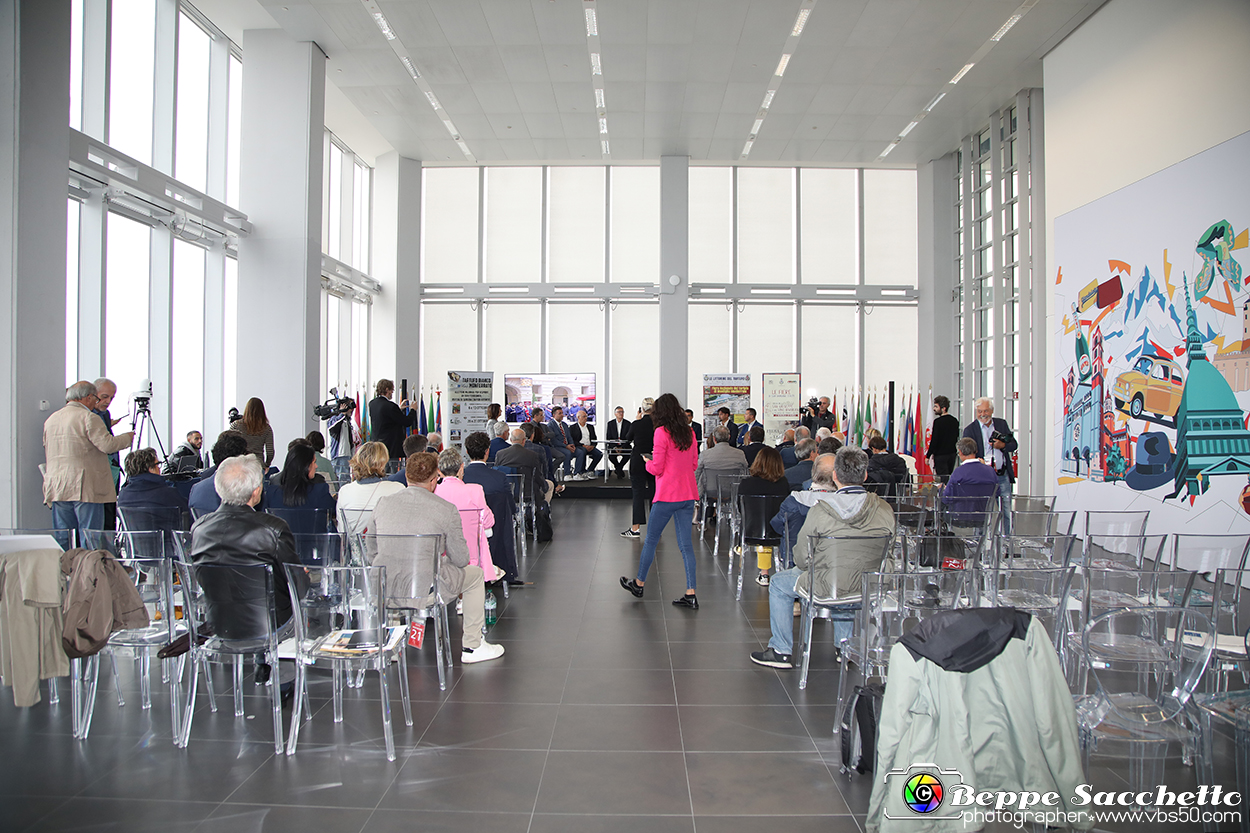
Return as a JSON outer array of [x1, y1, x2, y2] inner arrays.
[[338, 386, 443, 446], [827, 387, 934, 478]]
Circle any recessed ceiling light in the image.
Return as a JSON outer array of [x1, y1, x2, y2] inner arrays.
[[590, 53, 601, 75], [923, 92, 945, 112], [741, 139, 753, 156], [599, 118, 608, 133], [898, 120, 919, 137], [791, 8, 810, 36], [751, 118, 763, 134], [991, 12, 1024, 41], [584, 8, 597, 36], [774, 54, 791, 76], [762, 90, 775, 108], [595, 89, 605, 108]]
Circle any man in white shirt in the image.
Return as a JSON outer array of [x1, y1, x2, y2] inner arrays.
[[961, 398, 1018, 534]]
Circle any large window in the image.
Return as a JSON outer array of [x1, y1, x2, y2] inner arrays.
[[484, 167, 542, 283], [171, 241, 205, 437], [104, 214, 152, 400], [175, 12, 211, 192], [422, 168, 480, 283], [548, 168, 605, 283], [108, 0, 157, 166], [66, 200, 81, 386]]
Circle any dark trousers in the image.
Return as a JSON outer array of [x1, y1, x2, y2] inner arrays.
[[931, 454, 957, 482], [629, 453, 654, 525]]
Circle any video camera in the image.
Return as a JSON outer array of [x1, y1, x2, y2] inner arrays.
[[807, 396, 822, 412], [132, 378, 153, 412], [314, 387, 357, 420]]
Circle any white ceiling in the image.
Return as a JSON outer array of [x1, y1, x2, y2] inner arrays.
[[213, 0, 1106, 167]]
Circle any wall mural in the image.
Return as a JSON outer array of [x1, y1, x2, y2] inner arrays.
[[1053, 131, 1250, 536]]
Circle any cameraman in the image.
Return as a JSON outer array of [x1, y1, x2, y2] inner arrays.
[[320, 392, 358, 482], [368, 379, 419, 460], [801, 396, 835, 434]]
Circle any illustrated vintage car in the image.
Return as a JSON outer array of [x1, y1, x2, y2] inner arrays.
[[1113, 354, 1185, 418]]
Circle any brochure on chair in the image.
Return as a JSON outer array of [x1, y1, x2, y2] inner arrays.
[[314, 627, 404, 655]]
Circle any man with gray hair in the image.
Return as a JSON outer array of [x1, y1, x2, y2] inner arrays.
[[496, 427, 554, 505], [752, 447, 895, 669], [962, 397, 1017, 533], [694, 426, 749, 498], [784, 438, 819, 487], [43, 381, 135, 542], [777, 428, 798, 468], [190, 454, 306, 690], [487, 421, 511, 462]]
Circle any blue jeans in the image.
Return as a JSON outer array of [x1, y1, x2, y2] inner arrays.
[[768, 567, 855, 656], [51, 501, 106, 548], [636, 500, 697, 590], [997, 472, 1013, 536]]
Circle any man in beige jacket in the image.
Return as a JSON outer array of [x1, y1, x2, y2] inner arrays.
[[43, 381, 134, 543]]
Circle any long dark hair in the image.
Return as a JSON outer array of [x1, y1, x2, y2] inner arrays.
[[652, 393, 693, 451], [279, 444, 317, 506], [242, 397, 268, 434], [487, 403, 502, 420]]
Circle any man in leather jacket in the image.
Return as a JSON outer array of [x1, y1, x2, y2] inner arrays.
[[190, 455, 308, 629]]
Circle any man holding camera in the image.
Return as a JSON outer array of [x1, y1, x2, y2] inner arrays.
[[369, 379, 418, 461], [801, 396, 835, 435], [962, 398, 1017, 532]]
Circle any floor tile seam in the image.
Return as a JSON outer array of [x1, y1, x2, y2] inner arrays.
[[523, 639, 571, 833], [12, 796, 73, 833]]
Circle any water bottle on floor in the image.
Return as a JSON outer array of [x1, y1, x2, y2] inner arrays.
[[484, 590, 497, 628]]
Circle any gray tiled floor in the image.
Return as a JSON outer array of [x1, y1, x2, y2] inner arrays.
[[0, 500, 1239, 832]]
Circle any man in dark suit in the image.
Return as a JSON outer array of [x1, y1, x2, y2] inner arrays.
[[605, 406, 632, 478], [685, 409, 703, 451], [368, 379, 418, 460], [736, 408, 762, 447], [716, 407, 738, 447], [742, 425, 767, 467], [496, 428, 553, 506], [776, 428, 797, 467], [386, 434, 428, 484], [487, 422, 510, 462], [962, 398, 1018, 533], [462, 431, 527, 586], [784, 438, 818, 487]]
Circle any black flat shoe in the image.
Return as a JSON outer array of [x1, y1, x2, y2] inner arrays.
[[620, 577, 644, 598], [672, 594, 699, 610], [254, 662, 271, 685]]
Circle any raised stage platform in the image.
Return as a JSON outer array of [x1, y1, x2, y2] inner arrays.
[[557, 471, 632, 499]]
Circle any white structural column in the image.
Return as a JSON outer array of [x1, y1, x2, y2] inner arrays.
[[236, 29, 325, 444], [372, 152, 421, 387], [917, 154, 957, 403], [0, 0, 72, 526], [658, 155, 689, 397]]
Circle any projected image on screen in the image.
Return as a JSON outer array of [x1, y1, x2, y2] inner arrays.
[[504, 374, 597, 424]]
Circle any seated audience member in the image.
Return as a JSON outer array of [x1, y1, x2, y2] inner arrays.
[[497, 428, 555, 505], [742, 425, 768, 467], [817, 436, 842, 456], [188, 430, 251, 516], [752, 448, 895, 669], [794, 426, 811, 441], [427, 432, 443, 453], [487, 422, 510, 462], [387, 434, 429, 484], [484, 403, 505, 439], [685, 409, 703, 450], [866, 436, 909, 496], [164, 430, 204, 475], [521, 422, 557, 483], [305, 431, 338, 495], [784, 438, 819, 487], [435, 447, 500, 581], [463, 431, 525, 586], [117, 447, 189, 530], [263, 443, 337, 533], [568, 409, 603, 479], [737, 446, 794, 586], [815, 427, 833, 443], [694, 426, 749, 498], [337, 441, 406, 535], [372, 452, 505, 664], [605, 406, 632, 477], [190, 454, 308, 692], [941, 437, 1000, 526], [770, 452, 834, 554], [736, 408, 762, 447], [777, 429, 798, 468]]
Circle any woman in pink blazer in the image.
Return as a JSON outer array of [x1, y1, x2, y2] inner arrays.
[[620, 393, 701, 609], [434, 447, 501, 580]]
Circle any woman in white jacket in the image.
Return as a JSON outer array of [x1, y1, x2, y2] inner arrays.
[[336, 441, 406, 535]]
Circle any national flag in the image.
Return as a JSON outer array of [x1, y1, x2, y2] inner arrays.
[[911, 392, 926, 477], [427, 390, 436, 436], [418, 387, 428, 435], [434, 388, 442, 436], [355, 392, 364, 438], [832, 393, 839, 434]]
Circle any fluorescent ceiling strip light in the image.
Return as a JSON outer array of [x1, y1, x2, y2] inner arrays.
[[898, 120, 919, 138], [741, 139, 753, 156], [762, 90, 775, 108], [585, 8, 597, 36], [816, 287, 856, 294], [696, 287, 726, 294], [599, 118, 608, 134], [949, 63, 975, 84], [601, 140, 610, 154], [595, 89, 605, 109], [991, 12, 1023, 41], [619, 286, 647, 293], [881, 289, 908, 296], [400, 56, 419, 79], [489, 286, 528, 293], [751, 118, 763, 135], [590, 53, 602, 75], [774, 53, 791, 76], [924, 92, 945, 112], [878, 140, 899, 159], [751, 287, 791, 294], [791, 8, 810, 36], [553, 286, 594, 293], [423, 287, 464, 294]]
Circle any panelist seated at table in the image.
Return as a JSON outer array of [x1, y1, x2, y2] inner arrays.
[[567, 409, 602, 480], [605, 406, 632, 478]]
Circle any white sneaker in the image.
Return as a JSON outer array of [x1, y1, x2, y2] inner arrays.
[[461, 641, 505, 664], [456, 599, 463, 615]]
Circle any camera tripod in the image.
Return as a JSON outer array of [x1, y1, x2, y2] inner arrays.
[[131, 403, 169, 459]]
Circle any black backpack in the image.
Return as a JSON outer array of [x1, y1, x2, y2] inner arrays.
[[839, 681, 885, 775], [535, 505, 554, 543]]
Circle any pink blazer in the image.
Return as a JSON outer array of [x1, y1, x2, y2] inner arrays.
[[646, 427, 699, 503], [434, 477, 496, 577]]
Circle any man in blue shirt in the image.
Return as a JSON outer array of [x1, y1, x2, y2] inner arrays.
[[941, 437, 1000, 527]]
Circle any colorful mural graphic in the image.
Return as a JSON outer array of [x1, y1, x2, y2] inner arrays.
[[1054, 131, 1250, 535]]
